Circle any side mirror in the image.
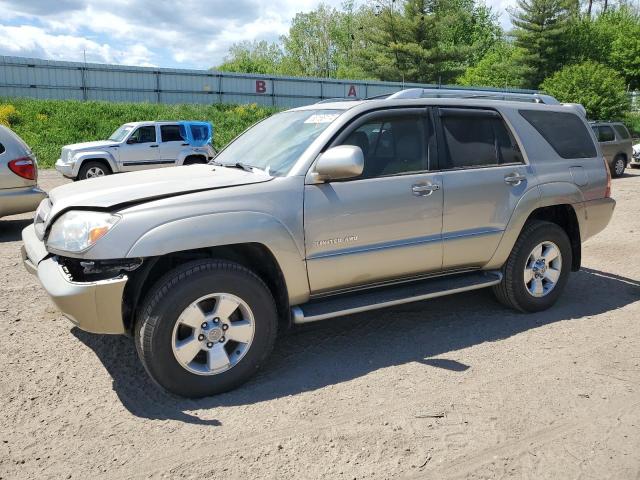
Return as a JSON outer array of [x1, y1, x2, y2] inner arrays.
[[126, 137, 137, 144], [312, 145, 364, 182]]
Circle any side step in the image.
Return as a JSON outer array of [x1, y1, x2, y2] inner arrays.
[[291, 270, 502, 324]]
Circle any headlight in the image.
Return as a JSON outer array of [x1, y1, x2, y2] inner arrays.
[[47, 211, 120, 253]]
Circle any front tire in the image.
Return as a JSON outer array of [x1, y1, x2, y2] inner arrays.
[[78, 161, 111, 180], [135, 259, 278, 397], [493, 220, 572, 313]]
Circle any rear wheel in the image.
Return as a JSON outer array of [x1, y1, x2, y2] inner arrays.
[[493, 220, 572, 312], [135, 259, 278, 397], [78, 160, 111, 180], [611, 156, 626, 178]]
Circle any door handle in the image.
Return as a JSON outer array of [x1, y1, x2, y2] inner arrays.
[[412, 183, 440, 196], [149, 145, 159, 148], [504, 173, 526, 185]]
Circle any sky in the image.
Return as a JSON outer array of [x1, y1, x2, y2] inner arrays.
[[0, 0, 515, 70]]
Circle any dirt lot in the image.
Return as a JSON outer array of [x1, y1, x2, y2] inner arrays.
[[1, 169, 639, 480]]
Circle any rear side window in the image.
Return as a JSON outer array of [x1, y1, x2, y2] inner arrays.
[[594, 125, 615, 142], [613, 124, 630, 140], [439, 108, 523, 169], [160, 125, 184, 142], [520, 110, 597, 159]]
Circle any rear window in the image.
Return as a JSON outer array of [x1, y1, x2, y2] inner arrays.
[[520, 110, 597, 159], [613, 124, 630, 139]]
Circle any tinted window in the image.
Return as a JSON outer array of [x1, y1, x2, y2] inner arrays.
[[160, 125, 183, 142], [597, 125, 615, 142], [340, 113, 428, 178], [613, 124, 630, 140], [440, 109, 522, 168], [520, 110, 597, 159], [0, 142, 4, 154], [130, 126, 156, 143]]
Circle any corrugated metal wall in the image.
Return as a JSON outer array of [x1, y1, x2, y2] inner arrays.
[[0, 55, 530, 108]]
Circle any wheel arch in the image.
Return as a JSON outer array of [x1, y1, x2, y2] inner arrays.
[[123, 243, 292, 335], [73, 152, 117, 176], [486, 183, 585, 271]]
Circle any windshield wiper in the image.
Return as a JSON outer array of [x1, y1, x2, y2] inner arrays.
[[209, 161, 263, 173]]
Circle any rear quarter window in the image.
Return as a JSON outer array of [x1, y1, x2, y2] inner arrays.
[[613, 124, 630, 140], [519, 110, 597, 159]]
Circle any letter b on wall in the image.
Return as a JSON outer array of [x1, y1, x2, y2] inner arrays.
[[256, 80, 267, 94]]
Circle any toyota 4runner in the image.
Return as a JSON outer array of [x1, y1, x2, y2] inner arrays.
[[22, 89, 615, 398]]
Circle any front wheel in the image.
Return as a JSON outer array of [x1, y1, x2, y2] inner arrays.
[[78, 161, 111, 180], [135, 259, 278, 397], [493, 220, 572, 312]]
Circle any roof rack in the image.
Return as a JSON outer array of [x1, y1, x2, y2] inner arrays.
[[386, 87, 560, 105]]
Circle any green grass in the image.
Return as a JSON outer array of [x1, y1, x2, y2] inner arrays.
[[0, 98, 278, 168]]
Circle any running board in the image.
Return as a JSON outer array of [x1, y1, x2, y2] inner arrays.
[[291, 271, 502, 324]]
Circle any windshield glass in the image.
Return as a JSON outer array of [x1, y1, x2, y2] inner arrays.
[[109, 125, 134, 142], [214, 109, 342, 176]]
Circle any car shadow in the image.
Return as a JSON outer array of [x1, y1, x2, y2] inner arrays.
[[0, 218, 31, 243], [74, 267, 639, 424]]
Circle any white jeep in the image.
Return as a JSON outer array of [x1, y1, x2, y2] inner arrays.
[[55, 121, 215, 180]]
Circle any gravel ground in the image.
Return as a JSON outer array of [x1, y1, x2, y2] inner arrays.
[[1, 169, 639, 480]]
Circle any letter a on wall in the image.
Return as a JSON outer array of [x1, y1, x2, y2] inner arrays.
[[347, 85, 357, 97], [256, 80, 267, 94]]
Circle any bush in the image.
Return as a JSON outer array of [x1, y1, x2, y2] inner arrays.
[[0, 104, 18, 127], [540, 61, 630, 120], [0, 98, 277, 168]]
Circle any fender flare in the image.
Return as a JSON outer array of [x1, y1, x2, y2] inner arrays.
[[72, 151, 118, 176], [126, 211, 310, 304], [485, 182, 586, 269]]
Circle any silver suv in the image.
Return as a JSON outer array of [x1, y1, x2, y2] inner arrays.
[[22, 90, 615, 397]]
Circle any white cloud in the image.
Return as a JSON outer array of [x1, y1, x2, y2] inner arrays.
[[0, 0, 515, 69]]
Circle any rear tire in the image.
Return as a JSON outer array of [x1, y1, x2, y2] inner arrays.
[[493, 220, 572, 313], [135, 259, 278, 398], [611, 156, 626, 178], [78, 160, 111, 180]]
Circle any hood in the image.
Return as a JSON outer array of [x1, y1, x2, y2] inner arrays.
[[64, 140, 119, 152], [46, 164, 272, 223]]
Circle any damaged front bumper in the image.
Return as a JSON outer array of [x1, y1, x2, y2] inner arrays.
[[21, 223, 128, 334]]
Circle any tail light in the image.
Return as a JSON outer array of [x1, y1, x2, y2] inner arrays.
[[8, 156, 36, 180], [604, 157, 612, 198]]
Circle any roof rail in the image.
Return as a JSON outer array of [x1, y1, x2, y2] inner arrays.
[[386, 87, 560, 105]]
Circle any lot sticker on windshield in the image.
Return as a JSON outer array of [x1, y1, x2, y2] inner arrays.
[[304, 114, 340, 124]]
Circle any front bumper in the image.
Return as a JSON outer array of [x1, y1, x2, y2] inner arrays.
[[21, 224, 127, 334], [55, 159, 75, 178], [0, 186, 46, 217]]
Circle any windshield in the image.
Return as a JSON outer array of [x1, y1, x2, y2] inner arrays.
[[214, 109, 342, 176], [109, 125, 134, 142]]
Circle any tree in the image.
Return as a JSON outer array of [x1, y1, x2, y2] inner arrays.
[[356, 0, 501, 83], [216, 41, 284, 75], [510, 0, 578, 88], [281, 2, 369, 79], [540, 61, 630, 118], [457, 42, 531, 88]]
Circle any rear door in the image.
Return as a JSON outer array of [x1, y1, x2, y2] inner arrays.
[[304, 108, 443, 294], [159, 124, 186, 165], [593, 125, 617, 163], [436, 107, 532, 270]]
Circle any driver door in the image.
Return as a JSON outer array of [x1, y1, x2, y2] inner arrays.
[[304, 109, 443, 294], [121, 125, 160, 171]]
